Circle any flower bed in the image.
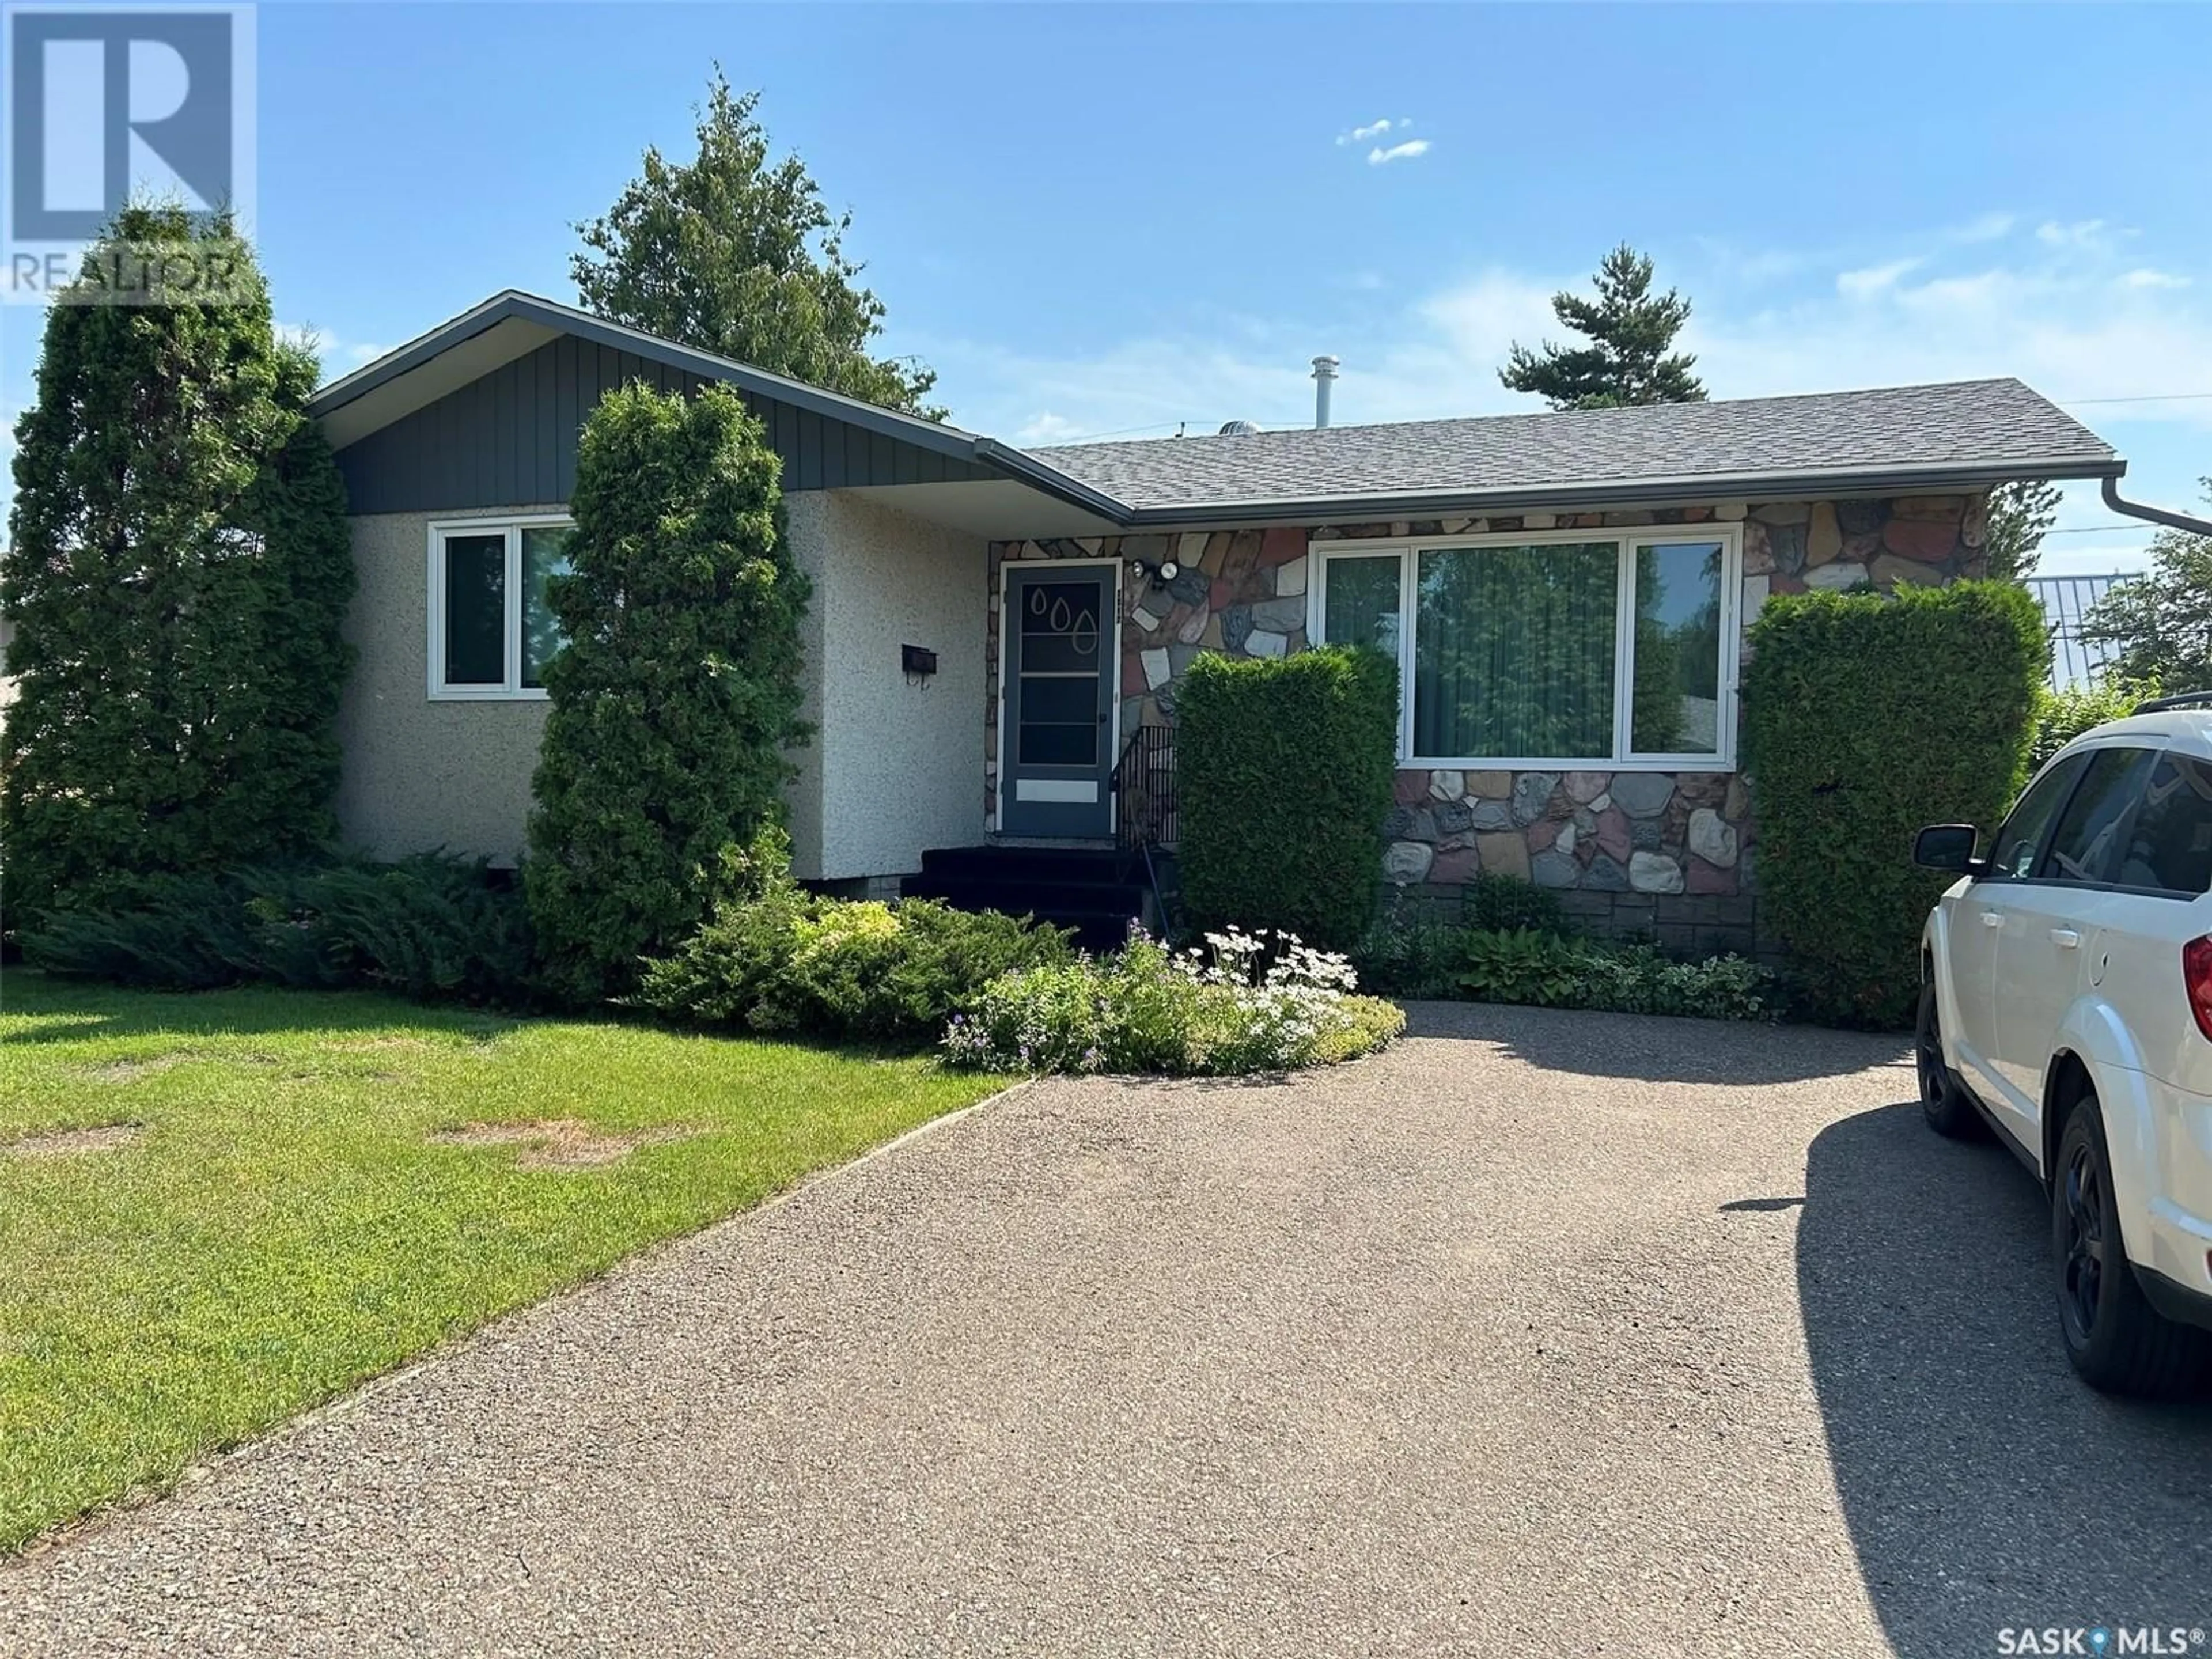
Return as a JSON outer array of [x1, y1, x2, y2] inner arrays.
[[942, 927, 1406, 1076]]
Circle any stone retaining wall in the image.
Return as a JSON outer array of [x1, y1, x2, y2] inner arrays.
[[987, 491, 1986, 947]]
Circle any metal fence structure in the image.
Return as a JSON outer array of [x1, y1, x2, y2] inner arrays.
[[2023, 572, 2135, 688]]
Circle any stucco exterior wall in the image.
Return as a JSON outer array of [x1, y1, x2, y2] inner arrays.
[[334, 506, 561, 863], [990, 493, 1990, 953], [337, 493, 987, 881], [783, 491, 987, 880]]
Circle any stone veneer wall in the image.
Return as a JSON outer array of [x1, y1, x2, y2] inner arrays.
[[987, 493, 1988, 954]]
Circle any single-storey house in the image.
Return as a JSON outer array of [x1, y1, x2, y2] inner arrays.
[[308, 290, 2129, 954]]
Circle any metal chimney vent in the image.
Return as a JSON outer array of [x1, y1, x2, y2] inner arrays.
[[1217, 419, 1261, 435], [1311, 355, 1341, 428]]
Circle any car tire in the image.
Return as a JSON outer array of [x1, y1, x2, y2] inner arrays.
[[2052, 1093, 2212, 1397], [1916, 982, 1981, 1139]]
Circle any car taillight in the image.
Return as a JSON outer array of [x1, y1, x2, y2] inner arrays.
[[2186, 935, 2212, 1041]]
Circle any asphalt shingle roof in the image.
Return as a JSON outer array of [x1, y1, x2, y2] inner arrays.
[[1030, 379, 2115, 512]]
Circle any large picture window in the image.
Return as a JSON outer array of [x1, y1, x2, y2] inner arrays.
[[1312, 527, 1740, 768], [428, 517, 574, 699]]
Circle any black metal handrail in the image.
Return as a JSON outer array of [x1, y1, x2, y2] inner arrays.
[[1111, 724, 1176, 856]]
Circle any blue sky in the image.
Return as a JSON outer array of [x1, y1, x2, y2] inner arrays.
[[6, 2, 2210, 574]]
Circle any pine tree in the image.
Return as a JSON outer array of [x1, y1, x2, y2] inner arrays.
[[524, 382, 811, 1004], [1501, 244, 1706, 411], [1, 206, 354, 922], [1982, 479, 2062, 581], [573, 73, 940, 416]]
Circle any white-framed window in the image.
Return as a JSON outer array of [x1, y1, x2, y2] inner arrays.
[[426, 516, 575, 700], [1305, 525, 1742, 771]]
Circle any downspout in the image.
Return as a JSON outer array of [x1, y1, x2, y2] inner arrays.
[[2101, 475, 2212, 537]]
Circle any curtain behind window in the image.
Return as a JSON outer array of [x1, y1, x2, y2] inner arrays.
[[1413, 543, 1618, 759], [1321, 555, 1402, 657]]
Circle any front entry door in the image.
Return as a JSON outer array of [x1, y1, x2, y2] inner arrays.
[[1002, 565, 1116, 838]]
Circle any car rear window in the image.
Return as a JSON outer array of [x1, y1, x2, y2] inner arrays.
[[2116, 752, 2212, 895], [2041, 747, 2154, 885]]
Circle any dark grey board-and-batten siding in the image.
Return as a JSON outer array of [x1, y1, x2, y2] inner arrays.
[[335, 335, 994, 514]]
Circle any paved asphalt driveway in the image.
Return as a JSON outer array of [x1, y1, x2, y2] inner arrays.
[[6, 1005, 2211, 1656]]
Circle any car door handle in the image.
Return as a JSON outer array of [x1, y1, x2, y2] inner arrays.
[[1980, 911, 2004, 928], [2049, 928, 2081, 949]]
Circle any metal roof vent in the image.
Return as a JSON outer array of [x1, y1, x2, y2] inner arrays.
[[1217, 419, 1262, 435], [1312, 354, 1340, 428]]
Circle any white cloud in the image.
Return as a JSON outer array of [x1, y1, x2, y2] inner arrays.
[[1368, 139, 1430, 166], [1336, 118, 1396, 146], [2122, 268, 2190, 291], [334, 340, 392, 373], [1950, 211, 2016, 244], [1014, 411, 1085, 445], [927, 268, 1556, 444], [1681, 259, 2212, 418], [2036, 218, 2119, 251], [1836, 257, 1922, 300], [925, 216, 2212, 494], [276, 321, 392, 384]]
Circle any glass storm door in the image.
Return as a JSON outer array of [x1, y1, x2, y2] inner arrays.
[[1002, 565, 1116, 838]]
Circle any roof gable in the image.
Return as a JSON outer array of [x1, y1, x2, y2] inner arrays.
[[332, 332, 999, 516], [316, 291, 1050, 517]]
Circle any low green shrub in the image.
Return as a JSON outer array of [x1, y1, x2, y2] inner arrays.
[[1744, 581, 2046, 1028], [1455, 927, 1588, 1006], [1304, 995, 1413, 1066], [2031, 676, 2158, 768], [941, 927, 1406, 1075], [19, 870, 255, 989], [1572, 940, 1774, 1021], [633, 830, 1075, 1047], [1449, 927, 1775, 1022], [1176, 647, 1399, 952], [1353, 897, 1467, 998], [1354, 875, 1571, 997], [21, 856, 536, 1004], [1459, 872, 1570, 934]]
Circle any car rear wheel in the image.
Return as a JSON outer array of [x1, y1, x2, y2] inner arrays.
[[2052, 1093, 2212, 1397], [1916, 982, 1981, 1139]]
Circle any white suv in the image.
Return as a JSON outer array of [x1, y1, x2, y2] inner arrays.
[[1915, 694, 2212, 1395]]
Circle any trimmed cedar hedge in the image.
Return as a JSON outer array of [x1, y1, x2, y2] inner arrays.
[[1743, 580, 2047, 1027], [1175, 646, 1399, 952]]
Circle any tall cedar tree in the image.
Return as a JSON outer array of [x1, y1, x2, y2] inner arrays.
[[1, 206, 353, 922], [1982, 478, 2062, 581], [573, 74, 941, 416], [1501, 244, 1707, 410], [2080, 481, 2212, 690], [524, 382, 811, 1004]]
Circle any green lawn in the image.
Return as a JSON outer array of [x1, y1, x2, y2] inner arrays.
[[0, 972, 1006, 1551]]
